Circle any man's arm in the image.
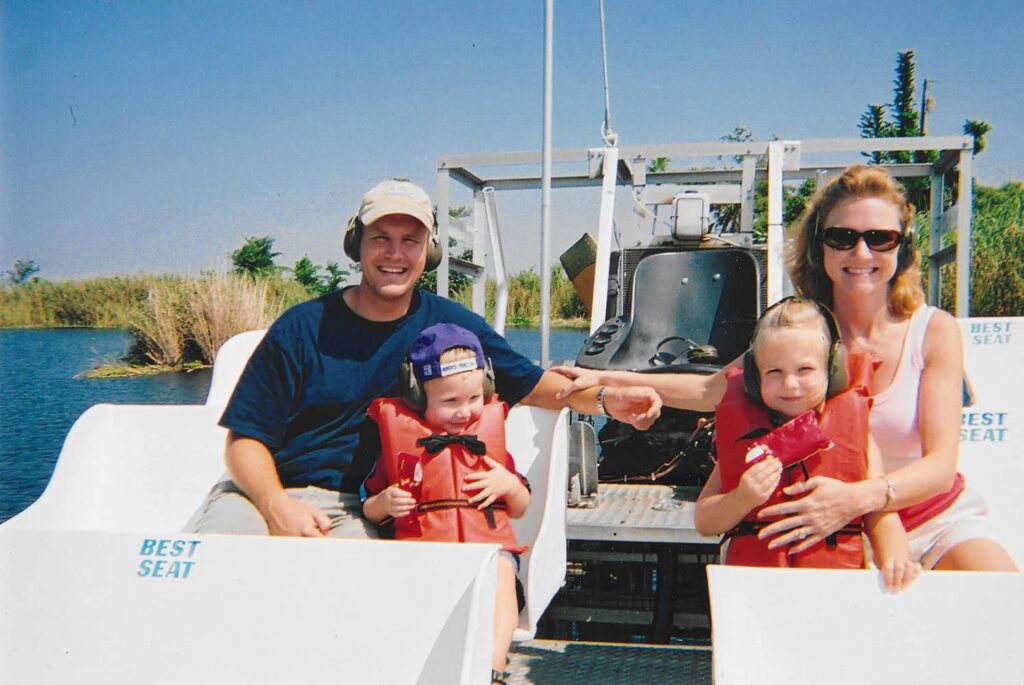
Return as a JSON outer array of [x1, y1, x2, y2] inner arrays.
[[520, 370, 662, 430], [225, 432, 330, 537]]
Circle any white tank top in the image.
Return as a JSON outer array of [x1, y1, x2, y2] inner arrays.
[[868, 305, 935, 473]]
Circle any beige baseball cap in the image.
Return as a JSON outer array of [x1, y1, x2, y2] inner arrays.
[[357, 179, 434, 231]]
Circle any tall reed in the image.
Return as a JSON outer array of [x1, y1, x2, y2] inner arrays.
[[451, 266, 587, 327], [130, 273, 294, 365], [189, 273, 279, 363], [132, 282, 188, 365]]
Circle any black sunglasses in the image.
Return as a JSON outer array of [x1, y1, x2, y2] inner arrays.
[[821, 226, 903, 252]]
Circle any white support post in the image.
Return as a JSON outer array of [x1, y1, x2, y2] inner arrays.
[[482, 188, 508, 335], [956, 148, 973, 316], [590, 145, 619, 334], [539, 0, 554, 366], [928, 171, 943, 306], [472, 190, 488, 317], [740, 155, 756, 233], [765, 142, 785, 305], [436, 169, 450, 298]]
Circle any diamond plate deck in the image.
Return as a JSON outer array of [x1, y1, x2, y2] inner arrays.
[[566, 483, 720, 544], [507, 639, 712, 684]]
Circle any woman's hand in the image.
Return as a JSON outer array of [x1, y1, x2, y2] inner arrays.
[[551, 366, 604, 400], [756, 476, 864, 554]]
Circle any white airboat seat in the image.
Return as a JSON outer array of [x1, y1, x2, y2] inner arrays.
[[201, 327, 569, 640], [708, 316, 1024, 685], [1, 330, 568, 682], [707, 565, 1024, 685]]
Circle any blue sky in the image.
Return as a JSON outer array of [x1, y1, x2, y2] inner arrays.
[[2, 1, 1022, 280]]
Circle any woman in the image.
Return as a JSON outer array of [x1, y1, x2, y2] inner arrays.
[[556, 165, 1017, 572]]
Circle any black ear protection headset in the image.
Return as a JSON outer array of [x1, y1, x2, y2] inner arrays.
[[742, 297, 849, 406], [398, 355, 496, 413], [343, 210, 443, 272]]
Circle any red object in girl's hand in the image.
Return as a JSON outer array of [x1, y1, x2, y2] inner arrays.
[[744, 410, 833, 468]]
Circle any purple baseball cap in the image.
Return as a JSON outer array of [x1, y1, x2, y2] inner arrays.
[[409, 323, 485, 382]]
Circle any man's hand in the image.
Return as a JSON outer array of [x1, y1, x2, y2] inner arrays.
[[265, 490, 331, 537], [603, 386, 662, 430]]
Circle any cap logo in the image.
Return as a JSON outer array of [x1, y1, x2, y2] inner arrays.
[[439, 358, 480, 377]]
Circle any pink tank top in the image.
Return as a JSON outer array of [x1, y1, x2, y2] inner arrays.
[[869, 305, 934, 472], [868, 305, 965, 530]]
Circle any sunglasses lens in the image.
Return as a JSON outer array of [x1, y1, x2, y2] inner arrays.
[[822, 228, 858, 250], [822, 227, 902, 252], [863, 230, 902, 251]]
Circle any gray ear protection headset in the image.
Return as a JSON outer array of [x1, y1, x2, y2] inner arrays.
[[343, 211, 443, 272], [742, 297, 849, 406], [398, 357, 496, 412]]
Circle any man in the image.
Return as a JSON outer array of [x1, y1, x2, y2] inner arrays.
[[188, 179, 661, 537]]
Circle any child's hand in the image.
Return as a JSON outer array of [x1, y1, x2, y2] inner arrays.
[[880, 557, 922, 593], [462, 456, 523, 509], [736, 455, 783, 507], [379, 485, 416, 519]]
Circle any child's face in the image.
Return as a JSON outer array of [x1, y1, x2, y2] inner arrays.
[[756, 326, 829, 418], [422, 369, 486, 435]]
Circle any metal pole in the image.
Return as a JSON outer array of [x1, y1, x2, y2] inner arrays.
[[540, 0, 553, 367], [482, 187, 509, 335], [956, 146, 973, 316], [436, 169, 450, 298], [766, 142, 785, 305]]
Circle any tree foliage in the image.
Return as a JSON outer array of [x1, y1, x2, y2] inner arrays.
[[5, 258, 41, 286], [416, 206, 474, 296], [292, 256, 349, 297], [859, 50, 992, 210], [231, 236, 280, 280]]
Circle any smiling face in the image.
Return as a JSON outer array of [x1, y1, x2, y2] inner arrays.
[[422, 369, 486, 435], [755, 325, 830, 419], [822, 195, 903, 298], [357, 214, 430, 304]]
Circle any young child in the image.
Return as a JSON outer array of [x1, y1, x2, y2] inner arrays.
[[361, 323, 529, 685], [694, 298, 921, 591]]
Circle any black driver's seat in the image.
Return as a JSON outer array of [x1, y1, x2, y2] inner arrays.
[[576, 249, 760, 374]]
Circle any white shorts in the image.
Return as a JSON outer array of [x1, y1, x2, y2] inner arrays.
[[908, 487, 996, 569]]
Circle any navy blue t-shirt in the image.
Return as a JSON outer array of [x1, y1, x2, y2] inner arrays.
[[219, 288, 544, 493]]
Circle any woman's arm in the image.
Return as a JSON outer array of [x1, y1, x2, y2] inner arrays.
[[862, 437, 921, 591], [873, 310, 963, 508], [551, 361, 735, 413]]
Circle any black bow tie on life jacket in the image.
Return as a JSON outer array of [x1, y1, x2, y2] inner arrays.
[[417, 433, 487, 455]]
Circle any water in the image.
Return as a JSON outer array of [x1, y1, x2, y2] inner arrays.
[[0, 327, 587, 523]]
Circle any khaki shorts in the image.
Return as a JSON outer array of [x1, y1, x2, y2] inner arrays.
[[184, 478, 379, 539]]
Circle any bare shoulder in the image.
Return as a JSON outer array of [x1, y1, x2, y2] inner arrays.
[[923, 308, 963, 364]]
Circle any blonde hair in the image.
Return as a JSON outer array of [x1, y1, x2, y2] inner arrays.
[[439, 346, 477, 364], [751, 298, 832, 362], [787, 165, 925, 317]]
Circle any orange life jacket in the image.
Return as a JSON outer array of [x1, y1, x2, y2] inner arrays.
[[714, 352, 874, 569], [367, 396, 526, 553]]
